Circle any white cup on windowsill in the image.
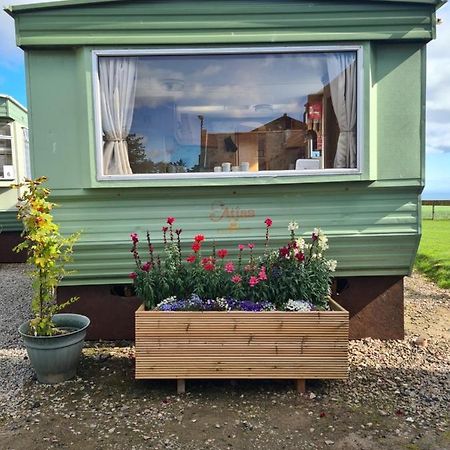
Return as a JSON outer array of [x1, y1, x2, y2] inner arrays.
[[239, 162, 250, 172], [222, 162, 231, 172], [214, 166, 222, 172]]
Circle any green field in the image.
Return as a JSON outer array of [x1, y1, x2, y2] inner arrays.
[[421, 205, 450, 220], [416, 218, 450, 289]]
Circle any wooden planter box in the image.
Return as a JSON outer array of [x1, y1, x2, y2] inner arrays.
[[135, 299, 348, 393]]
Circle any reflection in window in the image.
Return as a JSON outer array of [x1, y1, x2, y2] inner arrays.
[[97, 51, 357, 176]]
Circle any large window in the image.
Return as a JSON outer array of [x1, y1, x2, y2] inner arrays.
[[94, 47, 361, 179], [0, 123, 14, 180]]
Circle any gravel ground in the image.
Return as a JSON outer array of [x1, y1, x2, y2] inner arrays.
[[0, 266, 448, 450]]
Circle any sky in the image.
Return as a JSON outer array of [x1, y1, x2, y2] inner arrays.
[[0, 0, 449, 198]]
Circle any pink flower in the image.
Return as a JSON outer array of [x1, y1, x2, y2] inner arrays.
[[248, 243, 254, 250], [130, 233, 139, 244], [231, 275, 242, 284], [186, 255, 196, 263], [258, 266, 267, 281], [312, 232, 318, 241], [217, 249, 228, 259], [167, 217, 175, 225], [194, 234, 205, 243], [128, 272, 137, 280], [264, 218, 273, 227], [162, 226, 168, 233], [238, 244, 245, 251], [249, 276, 259, 287], [192, 242, 201, 253], [224, 261, 235, 273], [141, 262, 152, 272]]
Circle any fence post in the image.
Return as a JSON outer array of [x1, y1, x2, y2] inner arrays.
[[432, 202, 435, 220]]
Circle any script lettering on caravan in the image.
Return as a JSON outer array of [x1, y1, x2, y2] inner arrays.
[[209, 202, 256, 231]]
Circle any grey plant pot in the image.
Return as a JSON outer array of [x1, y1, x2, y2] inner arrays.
[[19, 313, 90, 384]]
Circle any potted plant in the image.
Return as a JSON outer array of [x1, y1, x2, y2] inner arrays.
[[130, 217, 348, 393], [12, 176, 89, 384]]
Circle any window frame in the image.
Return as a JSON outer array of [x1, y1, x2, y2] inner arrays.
[[92, 45, 364, 182], [0, 122, 14, 181]]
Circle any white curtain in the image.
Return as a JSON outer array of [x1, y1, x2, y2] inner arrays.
[[327, 53, 357, 168], [99, 57, 137, 175]]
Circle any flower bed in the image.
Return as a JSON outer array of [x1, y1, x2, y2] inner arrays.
[[130, 217, 348, 393]]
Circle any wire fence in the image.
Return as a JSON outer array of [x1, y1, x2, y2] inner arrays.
[[422, 200, 450, 220]]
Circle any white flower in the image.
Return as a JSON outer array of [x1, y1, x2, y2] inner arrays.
[[295, 238, 305, 251], [285, 299, 313, 312], [157, 296, 177, 307], [216, 297, 231, 311], [327, 259, 337, 272], [288, 221, 299, 232]]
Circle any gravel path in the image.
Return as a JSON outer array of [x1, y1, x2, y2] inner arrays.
[[0, 266, 448, 450]]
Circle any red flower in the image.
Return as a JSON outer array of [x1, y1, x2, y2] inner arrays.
[[186, 255, 196, 263], [141, 262, 152, 272], [130, 232, 139, 244], [201, 257, 211, 265], [128, 272, 137, 280], [295, 252, 305, 262], [312, 232, 318, 241], [162, 226, 168, 233], [231, 274, 242, 284], [167, 217, 175, 225], [279, 246, 289, 258], [248, 243, 254, 250], [238, 244, 245, 251], [194, 234, 205, 243], [217, 249, 228, 259], [264, 218, 273, 227], [203, 262, 215, 271], [192, 242, 201, 253], [249, 276, 259, 287]]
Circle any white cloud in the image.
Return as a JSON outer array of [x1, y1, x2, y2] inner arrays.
[[426, 3, 450, 154]]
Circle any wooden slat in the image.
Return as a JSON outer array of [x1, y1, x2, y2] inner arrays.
[[135, 302, 349, 381]]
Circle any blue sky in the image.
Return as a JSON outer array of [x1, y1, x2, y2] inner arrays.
[[0, 0, 449, 198]]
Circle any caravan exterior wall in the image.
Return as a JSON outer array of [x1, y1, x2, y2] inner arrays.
[[8, 0, 439, 339]]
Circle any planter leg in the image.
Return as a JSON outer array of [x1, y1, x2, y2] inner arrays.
[[296, 379, 306, 394], [177, 379, 186, 394]]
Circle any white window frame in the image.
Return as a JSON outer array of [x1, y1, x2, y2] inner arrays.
[[92, 45, 364, 181], [0, 122, 14, 180]]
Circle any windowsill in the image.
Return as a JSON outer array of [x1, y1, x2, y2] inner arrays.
[[0, 179, 15, 187], [91, 169, 365, 188]]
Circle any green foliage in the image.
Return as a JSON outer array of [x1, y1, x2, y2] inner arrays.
[[415, 219, 450, 289], [129, 218, 337, 310], [11, 176, 81, 336]]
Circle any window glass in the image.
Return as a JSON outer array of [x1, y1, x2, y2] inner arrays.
[[0, 138, 13, 178], [97, 51, 358, 176], [0, 123, 11, 138]]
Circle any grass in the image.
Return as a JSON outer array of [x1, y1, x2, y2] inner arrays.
[[421, 205, 450, 220], [415, 219, 450, 289]]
